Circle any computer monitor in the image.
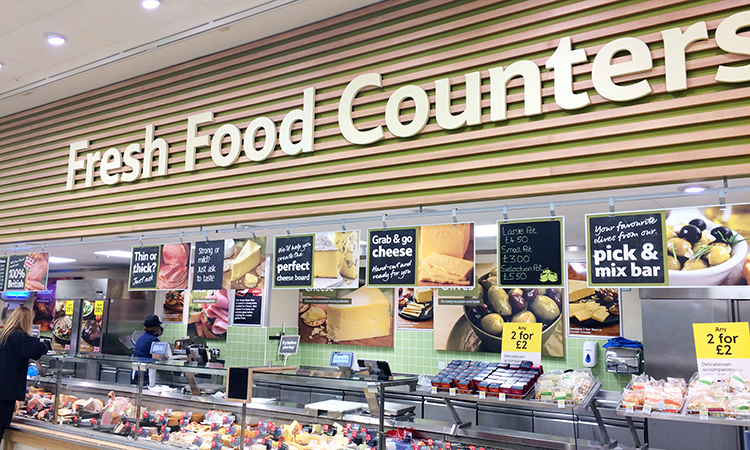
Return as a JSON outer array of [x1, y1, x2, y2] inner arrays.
[[330, 351, 356, 369], [150, 341, 172, 360]]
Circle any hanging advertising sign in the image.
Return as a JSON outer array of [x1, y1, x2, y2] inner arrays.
[[433, 263, 565, 358], [586, 212, 668, 286], [223, 237, 268, 290], [567, 262, 622, 338], [4, 252, 49, 292], [298, 286, 394, 347], [129, 243, 191, 291], [367, 223, 475, 288], [664, 205, 750, 287], [0, 256, 7, 292], [693, 322, 750, 377], [273, 234, 314, 288], [498, 218, 564, 288], [187, 290, 230, 339], [232, 289, 264, 327], [192, 240, 225, 290]]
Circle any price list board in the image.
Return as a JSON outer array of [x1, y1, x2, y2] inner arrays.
[[693, 322, 750, 377], [497, 218, 564, 288]]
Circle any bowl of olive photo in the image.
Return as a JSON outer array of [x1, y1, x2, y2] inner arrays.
[[665, 209, 748, 286], [463, 268, 562, 352]]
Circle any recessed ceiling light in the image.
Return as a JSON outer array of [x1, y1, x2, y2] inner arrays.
[[49, 256, 76, 264], [94, 250, 132, 259], [679, 184, 710, 194], [0, 61, 4, 68], [142, 0, 161, 9], [44, 32, 67, 46]]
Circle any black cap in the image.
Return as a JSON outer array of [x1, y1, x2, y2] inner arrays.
[[144, 314, 162, 328]]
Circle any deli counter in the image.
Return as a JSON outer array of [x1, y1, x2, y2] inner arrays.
[[7, 354, 619, 450]]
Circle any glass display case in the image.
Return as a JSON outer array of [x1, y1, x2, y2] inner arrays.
[[15, 354, 612, 450]]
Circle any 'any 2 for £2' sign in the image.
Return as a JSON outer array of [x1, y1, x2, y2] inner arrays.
[[693, 322, 750, 377]]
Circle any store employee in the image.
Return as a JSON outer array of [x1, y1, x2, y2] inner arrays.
[[134, 314, 163, 359]]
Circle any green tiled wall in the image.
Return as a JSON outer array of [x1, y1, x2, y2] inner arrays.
[[162, 325, 630, 392]]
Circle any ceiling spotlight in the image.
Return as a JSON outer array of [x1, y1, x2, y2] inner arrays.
[[679, 184, 710, 194], [142, 0, 161, 9], [49, 256, 76, 264], [0, 61, 4, 68], [44, 32, 67, 46]]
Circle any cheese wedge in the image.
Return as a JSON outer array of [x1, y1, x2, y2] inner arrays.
[[574, 309, 593, 322], [592, 307, 610, 322], [335, 231, 359, 279], [314, 234, 339, 278], [568, 279, 595, 302], [231, 239, 261, 280], [420, 253, 474, 279], [326, 287, 390, 342], [419, 224, 472, 261], [415, 288, 432, 304]]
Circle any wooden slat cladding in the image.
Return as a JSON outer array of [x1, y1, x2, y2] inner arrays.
[[0, 0, 749, 243]]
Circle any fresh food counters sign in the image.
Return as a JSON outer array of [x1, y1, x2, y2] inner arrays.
[[64, 11, 750, 190]]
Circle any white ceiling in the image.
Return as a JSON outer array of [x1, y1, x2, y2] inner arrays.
[[0, 0, 381, 117], [1, 1, 749, 271]]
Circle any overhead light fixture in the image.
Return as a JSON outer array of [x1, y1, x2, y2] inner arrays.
[[44, 32, 67, 46], [142, 0, 161, 9], [0, 61, 4, 68], [49, 256, 76, 264], [475, 224, 498, 237], [679, 184, 710, 194], [94, 250, 132, 259]]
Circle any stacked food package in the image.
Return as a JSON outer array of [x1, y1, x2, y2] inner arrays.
[[534, 369, 595, 404], [686, 371, 750, 418], [618, 374, 687, 413], [430, 360, 543, 399]]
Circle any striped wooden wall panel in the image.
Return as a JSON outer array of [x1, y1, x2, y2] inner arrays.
[[0, 0, 749, 243]]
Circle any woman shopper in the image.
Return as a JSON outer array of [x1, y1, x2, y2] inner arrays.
[[0, 306, 48, 442]]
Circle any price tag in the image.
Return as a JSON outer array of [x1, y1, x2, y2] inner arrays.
[[478, 391, 486, 399], [693, 322, 750, 376], [449, 388, 457, 396], [501, 322, 542, 366], [699, 411, 709, 421], [430, 387, 437, 394], [625, 405, 634, 414], [65, 301, 74, 315], [498, 393, 506, 402], [557, 399, 565, 408], [643, 406, 652, 415], [94, 301, 104, 316]]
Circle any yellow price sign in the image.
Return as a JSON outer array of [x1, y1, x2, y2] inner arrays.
[[65, 300, 74, 316], [502, 322, 542, 354], [693, 322, 750, 359], [94, 300, 104, 316]]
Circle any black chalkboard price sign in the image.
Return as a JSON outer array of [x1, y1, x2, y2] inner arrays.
[[273, 235, 314, 288], [129, 245, 161, 290], [193, 240, 225, 290], [5, 255, 27, 290], [498, 218, 564, 288], [0, 256, 7, 292], [586, 212, 668, 286], [367, 227, 418, 287]]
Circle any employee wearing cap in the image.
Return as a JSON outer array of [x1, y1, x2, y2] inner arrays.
[[134, 314, 163, 359]]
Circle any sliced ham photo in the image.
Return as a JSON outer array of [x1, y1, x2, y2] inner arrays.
[[157, 243, 190, 290]]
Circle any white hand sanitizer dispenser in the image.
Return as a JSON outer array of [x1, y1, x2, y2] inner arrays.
[[583, 341, 598, 368]]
